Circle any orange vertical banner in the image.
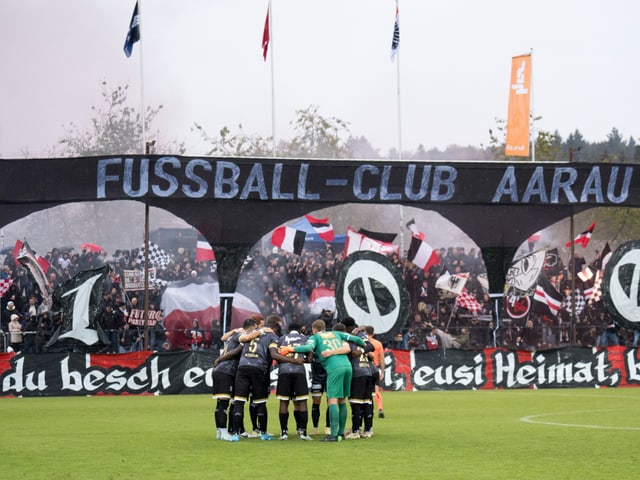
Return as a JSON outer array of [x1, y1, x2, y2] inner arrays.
[[505, 53, 532, 157]]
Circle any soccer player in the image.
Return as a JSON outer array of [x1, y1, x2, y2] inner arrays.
[[280, 319, 365, 442], [365, 325, 386, 418], [229, 319, 300, 441], [344, 327, 375, 439], [276, 322, 312, 441], [212, 320, 249, 441]]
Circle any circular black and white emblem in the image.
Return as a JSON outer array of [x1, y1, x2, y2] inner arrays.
[[336, 250, 409, 343], [603, 240, 640, 330]]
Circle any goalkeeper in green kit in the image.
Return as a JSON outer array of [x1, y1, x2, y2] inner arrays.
[[280, 319, 365, 442]]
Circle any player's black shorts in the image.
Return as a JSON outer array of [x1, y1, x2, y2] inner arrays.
[[349, 375, 371, 403], [213, 371, 235, 399], [276, 372, 309, 401], [234, 366, 269, 403]]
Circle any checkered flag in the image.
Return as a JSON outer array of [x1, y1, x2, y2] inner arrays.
[[455, 288, 482, 315], [589, 270, 603, 304], [0, 278, 14, 297], [137, 242, 172, 271]]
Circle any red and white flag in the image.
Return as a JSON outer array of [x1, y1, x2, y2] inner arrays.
[[230, 292, 262, 329], [532, 274, 563, 317], [455, 288, 483, 315], [343, 227, 399, 258], [271, 226, 306, 255], [0, 278, 14, 298], [305, 214, 335, 242], [565, 221, 596, 248], [308, 285, 336, 315], [196, 232, 215, 262], [407, 235, 440, 272], [160, 275, 221, 350], [262, 2, 270, 61]]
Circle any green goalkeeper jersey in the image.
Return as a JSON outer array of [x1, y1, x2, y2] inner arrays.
[[293, 330, 365, 370]]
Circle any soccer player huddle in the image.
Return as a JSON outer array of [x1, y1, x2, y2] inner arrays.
[[212, 314, 385, 443]]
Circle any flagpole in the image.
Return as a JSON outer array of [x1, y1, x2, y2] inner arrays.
[[529, 48, 535, 162], [136, 0, 146, 153], [394, 0, 402, 160], [268, 1, 276, 158]]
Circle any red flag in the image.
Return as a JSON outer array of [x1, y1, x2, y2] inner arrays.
[[196, 232, 215, 262], [304, 214, 335, 242], [565, 222, 596, 248], [262, 3, 270, 61]]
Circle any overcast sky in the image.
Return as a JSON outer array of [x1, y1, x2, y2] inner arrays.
[[1, 0, 638, 159]]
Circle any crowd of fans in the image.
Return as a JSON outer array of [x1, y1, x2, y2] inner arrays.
[[1, 238, 638, 354]]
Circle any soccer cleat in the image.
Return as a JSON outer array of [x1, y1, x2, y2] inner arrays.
[[260, 432, 275, 441], [299, 433, 313, 441], [324, 427, 331, 435], [344, 431, 360, 439], [361, 430, 373, 439], [246, 429, 260, 439], [378, 409, 385, 418], [311, 427, 319, 435], [280, 433, 288, 441], [225, 434, 240, 442], [216, 429, 222, 440], [320, 435, 341, 442]]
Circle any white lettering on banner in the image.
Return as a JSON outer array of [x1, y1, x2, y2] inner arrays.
[[97, 157, 634, 206], [492, 165, 632, 204], [491, 350, 619, 388], [412, 354, 484, 388], [60, 356, 171, 393], [626, 350, 640, 382], [511, 60, 529, 95], [183, 366, 214, 388], [1, 357, 48, 393], [58, 273, 102, 345]]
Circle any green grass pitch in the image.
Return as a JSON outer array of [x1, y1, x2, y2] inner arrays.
[[1, 388, 639, 479]]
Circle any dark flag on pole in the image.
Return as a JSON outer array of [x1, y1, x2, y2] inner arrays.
[[390, 4, 400, 61], [124, 1, 140, 57]]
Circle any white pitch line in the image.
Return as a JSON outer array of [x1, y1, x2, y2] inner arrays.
[[521, 411, 640, 431]]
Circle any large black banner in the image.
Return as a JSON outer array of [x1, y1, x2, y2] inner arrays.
[[2, 347, 639, 397], [1, 157, 636, 293]]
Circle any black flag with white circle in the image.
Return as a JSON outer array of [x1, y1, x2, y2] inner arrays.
[[602, 240, 640, 331], [336, 250, 410, 343]]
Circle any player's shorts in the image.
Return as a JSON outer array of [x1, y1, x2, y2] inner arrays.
[[213, 371, 235, 400], [349, 375, 370, 403], [234, 366, 269, 403], [326, 364, 353, 400], [276, 372, 310, 401]]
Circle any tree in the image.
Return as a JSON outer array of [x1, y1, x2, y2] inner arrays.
[[57, 81, 184, 156], [281, 105, 352, 158], [487, 116, 562, 161], [196, 104, 353, 159], [192, 123, 272, 157]]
